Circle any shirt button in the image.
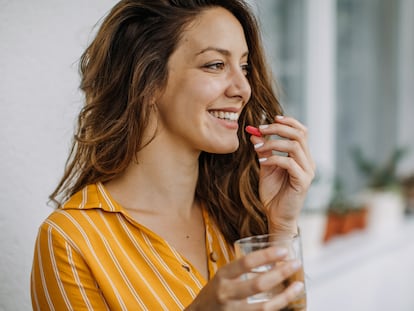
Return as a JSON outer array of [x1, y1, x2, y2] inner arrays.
[[209, 251, 218, 262]]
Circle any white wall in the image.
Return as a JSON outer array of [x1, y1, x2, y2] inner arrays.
[[0, 1, 116, 310], [398, 0, 414, 174], [304, 0, 337, 208]]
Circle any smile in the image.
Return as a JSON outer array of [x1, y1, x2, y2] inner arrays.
[[209, 110, 239, 122]]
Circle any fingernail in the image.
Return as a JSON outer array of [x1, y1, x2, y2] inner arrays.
[[258, 157, 267, 163], [254, 142, 264, 149], [276, 115, 284, 120], [275, 248, 288, 257], [259, 124, 269, 129], [292, 282, 304, 293], [291, 260, 302, 270]]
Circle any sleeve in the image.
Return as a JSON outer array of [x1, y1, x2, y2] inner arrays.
[[30, 222, 111, 311]]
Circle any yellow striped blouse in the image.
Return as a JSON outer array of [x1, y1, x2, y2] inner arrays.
[[31, 183, 235, 310]]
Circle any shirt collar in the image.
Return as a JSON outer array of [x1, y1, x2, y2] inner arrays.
[[61, 182, 122, 212]]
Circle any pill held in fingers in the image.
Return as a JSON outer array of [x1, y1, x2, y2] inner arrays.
[[245, 125, 262, 137]]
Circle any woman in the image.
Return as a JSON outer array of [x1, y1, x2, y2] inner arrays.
[[31, 0, 315, 310]]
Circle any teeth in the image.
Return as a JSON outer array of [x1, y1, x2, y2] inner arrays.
[[209, 110, 239, 121]]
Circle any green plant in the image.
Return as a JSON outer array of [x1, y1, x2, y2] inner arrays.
[[327, 177, 361, 213], [351, 146, 408, 190], [328, 178, 349, 214]]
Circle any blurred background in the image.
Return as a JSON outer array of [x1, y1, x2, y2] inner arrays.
[[1, 0, 413, 310]]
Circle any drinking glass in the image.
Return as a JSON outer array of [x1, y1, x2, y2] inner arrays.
[[234, 233, 306, 310]]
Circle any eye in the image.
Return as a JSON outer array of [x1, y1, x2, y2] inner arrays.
[[203, 62, 225, 71], [241, 63, 250, 76]]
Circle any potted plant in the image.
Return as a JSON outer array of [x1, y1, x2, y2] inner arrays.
[[323, 178, 367, 242], [351, 146, 408, 191], [351, 146, 408, 232], [401, 174, 414, 214]]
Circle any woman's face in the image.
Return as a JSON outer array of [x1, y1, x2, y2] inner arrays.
[[155, 7, 251, 155]]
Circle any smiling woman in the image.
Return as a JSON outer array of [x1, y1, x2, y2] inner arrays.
[[154, 7, 251, 154], [30, 0, 315, 310]]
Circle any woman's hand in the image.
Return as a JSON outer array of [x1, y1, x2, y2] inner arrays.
[[248, 115, 316, 235], [185, 247, 304, 311]]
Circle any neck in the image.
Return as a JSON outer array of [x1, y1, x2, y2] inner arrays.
[[105, 136, 200, 218]]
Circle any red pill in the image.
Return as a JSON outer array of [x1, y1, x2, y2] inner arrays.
[[245, 125, 262, 137]]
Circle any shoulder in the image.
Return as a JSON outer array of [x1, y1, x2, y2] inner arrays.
[[36, 208, 97, 251], [40, 182, 118, 236], [41, 207, 97, 233]]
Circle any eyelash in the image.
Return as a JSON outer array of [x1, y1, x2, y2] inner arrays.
[[241, 64, 250, 75], [205, 62, 225, 71], [203, 62, 250, 75]]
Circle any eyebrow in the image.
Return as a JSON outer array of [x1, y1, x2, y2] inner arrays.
[[196, 47, 249, 58]]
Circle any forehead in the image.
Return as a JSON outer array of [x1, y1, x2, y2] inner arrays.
[[178, 6, 248, 54]]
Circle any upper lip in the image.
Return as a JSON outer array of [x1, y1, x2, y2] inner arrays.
[[207, 106, 242, 113]]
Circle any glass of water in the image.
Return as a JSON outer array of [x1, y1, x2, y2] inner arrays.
[[234, 232, 306, 310]]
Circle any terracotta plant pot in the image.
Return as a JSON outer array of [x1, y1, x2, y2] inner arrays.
[[323, 207, 368, 243], [341, 208, 368, 234], [323, 212, 344, 242], [402, 175, 414, 214]]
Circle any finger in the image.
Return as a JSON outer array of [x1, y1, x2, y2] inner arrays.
[[274, 115, 307, 132], [255, 121, 315, 177], [259, 116, 307, 139], [264, 281, 305, 310], [239, 260, 302, 297], [222, 246, 288, 279], [249, 135, 266, 152], [259, 117, 312, 162], [259, 156, 313, 192], [213, 247, 289, 303], [231, 260, 303, 301], [274, 116, 316, 171], [260, 124, 307, 152], [255, 138, 312, 174]]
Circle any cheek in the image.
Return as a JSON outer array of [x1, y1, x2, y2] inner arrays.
[[159, 74, 227, 118], [190, 78, 226, 103]]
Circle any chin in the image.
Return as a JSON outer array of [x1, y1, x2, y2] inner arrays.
[[210, 141, 239, 154]]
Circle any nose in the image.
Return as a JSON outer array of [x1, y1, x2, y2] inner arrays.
[[225, 66, 251, 102]]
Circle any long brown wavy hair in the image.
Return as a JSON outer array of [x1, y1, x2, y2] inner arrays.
[[50, 0, 283, 244]]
